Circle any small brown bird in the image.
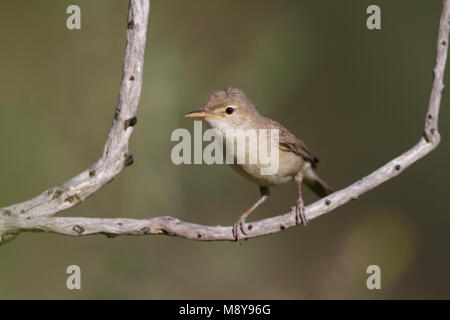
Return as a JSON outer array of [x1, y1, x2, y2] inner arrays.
[[186, 88, 333, 240]]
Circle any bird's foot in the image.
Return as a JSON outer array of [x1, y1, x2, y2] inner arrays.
[[295, 200, 308, 226], [232, 218, 248, 242]]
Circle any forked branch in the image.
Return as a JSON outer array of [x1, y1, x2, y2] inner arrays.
[[0, 0, 150, 243], [0, 0, 448, 243]]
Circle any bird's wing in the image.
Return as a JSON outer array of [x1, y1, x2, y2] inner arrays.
[[258, 116, 319, 166], [277, 125, 319, 166]]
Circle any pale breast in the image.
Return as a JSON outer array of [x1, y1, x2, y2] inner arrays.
[[225, 132, 304, 187], [204, 117, 305, 187]]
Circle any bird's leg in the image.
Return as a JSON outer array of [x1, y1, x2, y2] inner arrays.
[[295, 173, 307, 226], [233, 186, 270, 241]]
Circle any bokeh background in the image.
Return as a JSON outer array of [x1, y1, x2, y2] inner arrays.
[[0, 0, 449, 299]]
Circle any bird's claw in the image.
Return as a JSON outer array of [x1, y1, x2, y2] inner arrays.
[[233, 219, 248, 242], [295, 201, 308, 226]]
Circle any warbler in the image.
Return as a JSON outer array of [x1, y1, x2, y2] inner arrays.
[[186, 88, 333, 240]]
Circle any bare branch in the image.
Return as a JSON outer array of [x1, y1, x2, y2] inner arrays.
[[0, 0, 150, 242], [1, 0, 448, 243]]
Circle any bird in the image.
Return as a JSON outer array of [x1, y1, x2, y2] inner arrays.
[[185, 87, 333, 241]]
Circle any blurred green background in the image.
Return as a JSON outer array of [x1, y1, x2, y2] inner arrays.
[[0, 0, 449, 299]]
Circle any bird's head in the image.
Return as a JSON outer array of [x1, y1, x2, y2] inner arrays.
[[185, 88, 259, 131]]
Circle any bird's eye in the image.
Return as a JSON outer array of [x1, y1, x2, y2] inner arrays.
[[225, 107, 234, 115]]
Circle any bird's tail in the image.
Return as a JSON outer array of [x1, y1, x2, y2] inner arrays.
[[303, 166, 333, 198]]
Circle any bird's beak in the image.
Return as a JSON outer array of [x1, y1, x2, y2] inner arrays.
[[185, 110, 222, 118]]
